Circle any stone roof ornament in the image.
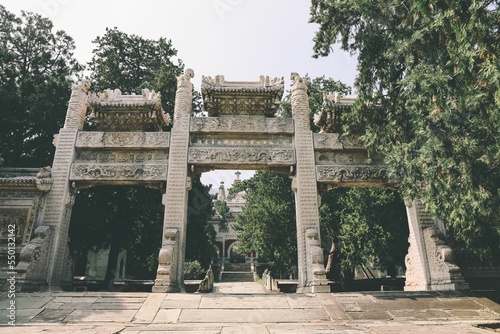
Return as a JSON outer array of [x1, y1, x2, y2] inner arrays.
[[314, 91, 356, 133], [177, 68, 195, 89], [87, 87, 170, 132], [0, 167, 53, 192], [201, 74, 284, 117]]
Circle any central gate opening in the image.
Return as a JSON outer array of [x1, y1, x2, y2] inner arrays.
[[69, 185, 163, 291]]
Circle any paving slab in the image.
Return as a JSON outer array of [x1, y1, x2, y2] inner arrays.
[[199, 295, 289, 309], [178, 308, 328, 323], [1, 284, 499, 333], [152, 309, 181, 323], [122, 324, 223, 332], [221, 325, 270, 333], [286, 294, 324, 308], [64, 309, 138, 322], [0, 324, 126, 334], [161, 297, 201, 309], [29, 309, 73, 322], [213, 282, 266, 294], [12, 308, 44, 323], [133, 293, 166, 323]]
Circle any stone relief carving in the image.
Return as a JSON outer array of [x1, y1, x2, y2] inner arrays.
[[0, 209, 30, 243], [188, 148, 295, 164], [70, 164, 167, 180], [315, 152, 370, 165], [339, 134, 364, 149], [404, 250, 418, 288], [316, 165, 392, 182], [313, 133, 343, 150], [153, 228, 179, 292], [77, 132, 170, 148], [423, 227, 467, 287], [190, 134, 293, 147], [64, 80, 90, 130], [190, 117, 294, 133], [16, 226, 52, 286], [76, 151, 167, 164], [306, 228, 330, 291], [290, 72, 311, 132], [173, 69, 194, 125], [36, 167, 53, 192], [177, 68, 195, 89]]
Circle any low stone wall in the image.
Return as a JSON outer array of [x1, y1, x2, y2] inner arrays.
[[261, 269, 278, 292]]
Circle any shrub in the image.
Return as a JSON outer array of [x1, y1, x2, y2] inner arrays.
[[184, 260, 204, 280]]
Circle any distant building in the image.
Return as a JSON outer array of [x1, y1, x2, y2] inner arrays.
[[209, 171, 256, 263]]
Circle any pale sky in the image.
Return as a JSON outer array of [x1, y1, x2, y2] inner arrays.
[[1, 0, 358, 192]]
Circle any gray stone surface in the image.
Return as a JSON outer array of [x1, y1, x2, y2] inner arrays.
[[0, 282, 498, 333]]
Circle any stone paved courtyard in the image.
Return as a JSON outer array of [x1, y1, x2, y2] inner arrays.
[[1, 282, 499, 333]]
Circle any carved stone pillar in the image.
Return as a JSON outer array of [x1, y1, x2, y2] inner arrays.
[[290, 73, 329, 293], [404, 200, 469, 291], [153, 69, 194, 292], [22, 80, 90, 290]]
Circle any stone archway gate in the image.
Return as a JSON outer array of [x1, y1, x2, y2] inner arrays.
[[16, 70, 468, 292]]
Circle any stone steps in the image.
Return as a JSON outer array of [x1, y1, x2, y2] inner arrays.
[[221, 272, 254, 282], [224, 263, 251, 272]]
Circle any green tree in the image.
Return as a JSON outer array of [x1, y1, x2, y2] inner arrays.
[[0, 5, 82, 167], [87, 27, 202, 119], [320, 188, 409, 290], [310, 0, 500, 260], [69, 186, 164, 284], [231, 171, 297, 276], [185, 174, 217, 269]]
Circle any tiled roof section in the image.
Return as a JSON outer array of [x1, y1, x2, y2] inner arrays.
[[201, 75, 285, 117], [0, 168, 53, 191], [314, 92, 355, 133], [87, 88, 170, 131]]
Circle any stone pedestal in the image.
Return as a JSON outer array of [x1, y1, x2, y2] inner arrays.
[[404, 200, 469, 291]]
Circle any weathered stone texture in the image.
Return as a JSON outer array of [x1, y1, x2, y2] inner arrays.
[[154, 69, 194, 292]]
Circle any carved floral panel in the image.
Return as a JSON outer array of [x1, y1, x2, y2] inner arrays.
[[76, 132, 170, 148], [316, 165, 393, 183], [0, 208, 32, 244], [188, 148, 295, 165], [76, 151, 168, 163], [70, 164, 167, 181], [190, 134, 293, 147], [190, 117, 293, 133], [315, 151, 371, 165]]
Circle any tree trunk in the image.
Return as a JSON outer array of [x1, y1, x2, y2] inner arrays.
[[104, 240, 120, 291], [341, 267, 355, 291], [325, 239, 337, 274], [104, 205, 124, 291]]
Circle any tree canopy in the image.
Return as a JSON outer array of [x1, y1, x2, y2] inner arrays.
[[310, 0, 500, 260], [0, 5, 82, 167], [231, 171, 297, 276], [88, 27, 202, 120], [320, 188, 409, 287]]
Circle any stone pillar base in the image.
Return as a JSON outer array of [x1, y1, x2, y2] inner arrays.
[[152, 282, 181, 293], [311, 284, 331, 293], [405, 281, 470, 291], [296, 283, 330, 293]]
